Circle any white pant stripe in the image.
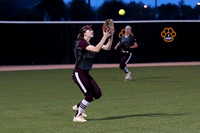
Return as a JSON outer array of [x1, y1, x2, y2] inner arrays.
[[75, 72, 87, 93], [125, 52, 132, 64]]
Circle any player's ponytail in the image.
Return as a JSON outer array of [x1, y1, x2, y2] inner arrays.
[[76, 26, 85, 41], [77, 33, 83, 41], [75, 27, 84, 52]]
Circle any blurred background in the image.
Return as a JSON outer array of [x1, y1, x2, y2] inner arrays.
[[0, 0, 200, 65], [0, 0, 200, 21]]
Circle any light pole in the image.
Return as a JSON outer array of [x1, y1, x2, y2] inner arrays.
[[88, 0, 91, 20], [179, 0, 184, 19], [139, 0, 142, 19], [197, 1, 200, 20], [155, 0, 159, 19]]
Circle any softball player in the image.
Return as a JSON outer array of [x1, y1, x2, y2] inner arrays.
[[72, 25, 113, 122], [114, 25, 138, 81]]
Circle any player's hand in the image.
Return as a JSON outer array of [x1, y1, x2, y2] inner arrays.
[[103, 29, 113, 38]]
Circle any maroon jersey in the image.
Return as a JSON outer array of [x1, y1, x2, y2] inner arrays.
[[74, 39, 95, 70]]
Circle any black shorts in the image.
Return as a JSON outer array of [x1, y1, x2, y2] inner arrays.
[[72, 69, 102, 102], [119, 52, 132, 70]]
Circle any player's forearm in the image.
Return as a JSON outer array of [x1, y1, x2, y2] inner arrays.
[[102, 36, 113, 50], [130, 46, 137, 48], [130, 43, 138, 49], [107, 36, 113, 50], [95, 36, 108, 52], [115, 42, 121, 47]]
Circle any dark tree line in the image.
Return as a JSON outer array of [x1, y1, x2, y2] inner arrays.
[[0, 0, 200, 21]]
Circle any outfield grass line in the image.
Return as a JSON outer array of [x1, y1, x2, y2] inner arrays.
[[0, 61, 200, 71]]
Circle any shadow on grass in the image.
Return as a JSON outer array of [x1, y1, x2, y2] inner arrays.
[[131, 76, 181, 83], [87, 113, 188, 121]]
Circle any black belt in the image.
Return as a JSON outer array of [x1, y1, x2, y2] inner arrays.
[[122, 51, 130, 53]]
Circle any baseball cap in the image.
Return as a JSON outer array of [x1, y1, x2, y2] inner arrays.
[[80, 25, 93, 36], [83, 25, 92, 32]]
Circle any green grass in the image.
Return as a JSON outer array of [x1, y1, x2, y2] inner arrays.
[[0, 66, 200, 133]]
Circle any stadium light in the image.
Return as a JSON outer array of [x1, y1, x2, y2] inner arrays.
[[197, 1, 200, 6], [144, 4, 148, 8]]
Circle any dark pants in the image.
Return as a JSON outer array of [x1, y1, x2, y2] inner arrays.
[[72, 69, 102, 102], [119, 52, 132, 70]]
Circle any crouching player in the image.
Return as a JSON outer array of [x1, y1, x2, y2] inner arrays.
[[72, 25, 113, 122]]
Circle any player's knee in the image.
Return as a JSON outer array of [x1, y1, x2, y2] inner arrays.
[[94, 92, 102, 99], [85, 96, 94, 102]]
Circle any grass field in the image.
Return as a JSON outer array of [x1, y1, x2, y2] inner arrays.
[[0, 65, 200, 133]]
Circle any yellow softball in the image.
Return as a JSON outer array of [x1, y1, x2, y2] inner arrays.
[[119, 9, 125, 16]]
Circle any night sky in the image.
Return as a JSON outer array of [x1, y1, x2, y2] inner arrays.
[[64, 0, 199, 8]]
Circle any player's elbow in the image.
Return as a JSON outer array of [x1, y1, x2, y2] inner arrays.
[[107, 47, 111, 51], [101, 45, 110, 51], [93, 48, 101, 53], [135, 43, 138, 48], [103, 47, 110, 51]]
